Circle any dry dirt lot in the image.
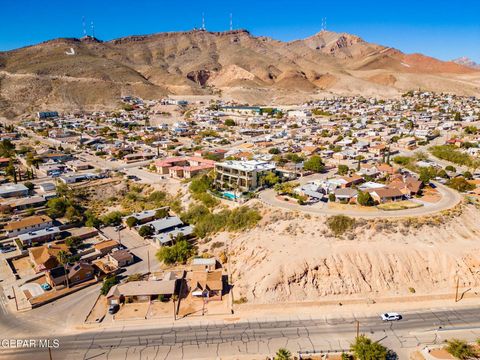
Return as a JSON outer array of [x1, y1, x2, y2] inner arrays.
[[114, 302, 149, 321], [11, 257, 35, 278]]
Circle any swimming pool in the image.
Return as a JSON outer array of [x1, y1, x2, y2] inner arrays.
[[222, 191, 239, 200]]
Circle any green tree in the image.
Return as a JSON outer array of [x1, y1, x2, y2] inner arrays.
[[101, 211, 123, 226], [100, 276, 118, 295], [357, 191, 375, 206], [47, 198, 68, 218], [274, 348, 292, 360], [224, 119, 236, 126], [445, 338, 476, 360], [463, 171, 473, 180], [268, 147, 280, 155], [85, 211, 101, 228], [138, 225, 154, 237], [419, 167, 437, 184], [445, 165, 457, 172], [65, 236, 82, 250], [338, 164, 349, 176], [125, 216, 138, 228], [155, 208, 169, 219], [156, 240, 195, 265], [350, 335, 388, 360], [23, 181, 34, 193], [303, 155, 325, 173], [56, 250, 69, 265], [262, 171, 280, 187]]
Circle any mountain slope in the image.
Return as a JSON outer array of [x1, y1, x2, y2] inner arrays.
[[0, 30, 478, 117]]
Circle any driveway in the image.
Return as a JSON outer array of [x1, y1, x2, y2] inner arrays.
[[258, 181, 462, 218], [19, 283, 44, 298]]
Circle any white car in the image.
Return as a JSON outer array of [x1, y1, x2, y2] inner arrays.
[[381, 312, 402, 321]]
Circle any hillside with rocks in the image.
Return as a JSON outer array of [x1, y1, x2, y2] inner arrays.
[[221, 202, 480, 303], [0, 29, 479, 117]]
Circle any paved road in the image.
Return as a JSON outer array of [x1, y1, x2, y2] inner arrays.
[[259, 180, 462, 219], [3, 306, 480, 359]]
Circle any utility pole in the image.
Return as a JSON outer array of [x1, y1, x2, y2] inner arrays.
[[48, 347, 53, 360], [355, 320, 360, 338], [118, 228, 121, 246], [12, 286, 18, 311], [455, 275, 460, 302], [147, 251, 150, 274]]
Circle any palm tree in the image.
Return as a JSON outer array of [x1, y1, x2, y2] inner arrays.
[[274, 348, 292, 360], [56, 250, 70, 288]]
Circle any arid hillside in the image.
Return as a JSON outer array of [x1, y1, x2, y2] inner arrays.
[[0, 29, 479, 117], [220, 202, 480, 304]]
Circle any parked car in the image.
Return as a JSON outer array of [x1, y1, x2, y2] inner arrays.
[[381, 312, 402, 321], [108, 304, 119, 314], [115, 224, 125, 231], [0, 246, 15, 254], [41, 283, 51, 291]]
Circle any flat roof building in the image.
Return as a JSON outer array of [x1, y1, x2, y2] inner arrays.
[[215, 160, 276, 192]]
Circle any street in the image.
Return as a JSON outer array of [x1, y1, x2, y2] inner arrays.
[[2, 306, 480, 359]]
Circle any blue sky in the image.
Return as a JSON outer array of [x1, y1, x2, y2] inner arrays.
[[1, 0, 479, 62]]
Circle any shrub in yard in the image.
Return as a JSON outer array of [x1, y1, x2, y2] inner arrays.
[[327, 215, 356, 236], [445, 338, 476, 360]]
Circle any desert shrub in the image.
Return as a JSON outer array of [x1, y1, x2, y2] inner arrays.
[[327, 215, 356, 236], [445, 339, 476, 360], [447, 177, 475, 192]]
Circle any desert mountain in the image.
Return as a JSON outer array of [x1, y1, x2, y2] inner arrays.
[[452, 56, 480, 69], [0, 29, 479, 117]]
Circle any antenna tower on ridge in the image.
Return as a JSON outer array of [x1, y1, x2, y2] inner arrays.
[[91, 21, 95, 38], [230, 13, 233, 31], [202, 13, 206, 30]]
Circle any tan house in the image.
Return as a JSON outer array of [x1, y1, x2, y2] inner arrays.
[[46, 262, 95, 288], [93, 239, 119, 256], [107, 250, 134, 267], [190, 270, 223, 301], [5, 215, 53, 238], [106, 280, 177, 305], [29, 243, 70, 273]]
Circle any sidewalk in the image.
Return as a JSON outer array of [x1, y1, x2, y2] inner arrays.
[[77, 289, 480, 333]]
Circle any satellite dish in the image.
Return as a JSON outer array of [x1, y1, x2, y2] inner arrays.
[[65, 48, 75, 56]]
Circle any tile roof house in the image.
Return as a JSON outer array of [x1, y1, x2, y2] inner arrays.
[[29, 243, 70, 273]]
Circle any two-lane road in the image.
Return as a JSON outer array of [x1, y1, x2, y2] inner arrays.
[[3, 306, 480, 359]]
